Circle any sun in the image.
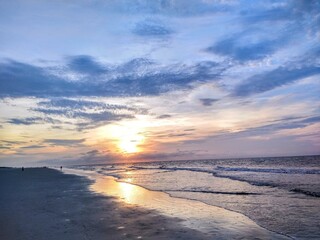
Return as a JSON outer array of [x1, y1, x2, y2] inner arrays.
[[108, 124, 145, 154], [118, 134, 144, 154]]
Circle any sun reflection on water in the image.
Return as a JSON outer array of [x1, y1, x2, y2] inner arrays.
[[126, 178, 133, 182], [92, 177, 145, 205], [119, 182, 135, 203]]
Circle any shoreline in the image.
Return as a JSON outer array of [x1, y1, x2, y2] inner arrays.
[[63, 167, 290, 239], [76, 167, 292, 239], [0, 167, 292, 239]]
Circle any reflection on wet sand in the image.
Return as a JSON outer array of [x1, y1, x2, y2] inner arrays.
[[92, 177, 165, 206], [64, 168, 289, 239]]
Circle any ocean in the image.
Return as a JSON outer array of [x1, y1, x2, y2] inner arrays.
[[71, 155, 320, 239]]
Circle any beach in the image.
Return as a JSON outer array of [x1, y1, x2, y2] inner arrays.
[[0, 167, 207, 240], [65, 156, 319, 239], [1, 0, 319, 239], [0, 166, 294, 240]]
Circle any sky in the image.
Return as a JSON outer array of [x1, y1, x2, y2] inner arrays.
[[0, 0, 319, 167]]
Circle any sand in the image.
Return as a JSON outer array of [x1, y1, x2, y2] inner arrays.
[[0, 167, 207, 240]]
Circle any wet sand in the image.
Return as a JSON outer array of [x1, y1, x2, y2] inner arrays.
[[0, 168, 207, 240], [0, 167, 289, 239], [67, 168, 290, 239]]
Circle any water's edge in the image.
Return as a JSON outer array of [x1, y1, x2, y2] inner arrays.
[[60, 167, 292, 240]]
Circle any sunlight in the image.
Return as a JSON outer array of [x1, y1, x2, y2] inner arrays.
[[119, 182, 135, 203], [109, 124, 145, 154], [92, 176, 147, 205]]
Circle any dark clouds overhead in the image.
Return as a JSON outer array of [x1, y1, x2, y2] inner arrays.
[[0, 58, 224, 99], [233, 64, 320, 97], [207, 34, 288, 62], [0, 60, 73, 98], [67, 55, 108, 75], [243, 0, 320, 23]]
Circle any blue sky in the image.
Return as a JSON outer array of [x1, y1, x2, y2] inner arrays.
[[0, 0, 319, 166]]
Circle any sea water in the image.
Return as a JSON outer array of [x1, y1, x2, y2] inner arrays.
[[72, 155, 320, 239]]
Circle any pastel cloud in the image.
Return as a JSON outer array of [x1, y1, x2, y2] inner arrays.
[[0, 0, 319, 166]]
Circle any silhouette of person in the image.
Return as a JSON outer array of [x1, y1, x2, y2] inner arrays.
[[22, 167, 24, 171], [60, 166, 62, 171]]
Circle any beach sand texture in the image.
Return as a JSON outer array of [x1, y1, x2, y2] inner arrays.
[[0, 168, 206, 240]]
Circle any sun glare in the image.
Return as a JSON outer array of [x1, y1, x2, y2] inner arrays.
[[109, 125, 145, 154], [119, 135, 144, 153]]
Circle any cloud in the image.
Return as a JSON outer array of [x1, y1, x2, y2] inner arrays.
[[102, 0, 233, 17], [5, 98, 140, 130], [0, 146, 11, 149], [233, 64, 320, 97], [83, 149, 100, 156], [204, 0, 319, 63], [61, 111, 134, 124], [7, 117, 62, 125], [243, 0, 320, 23], [299, 116, 320, 124], [157, 114, 172, 119], [206, 32, 288, 62], [241, 0, 320, 36], [0, 60, 72, 98], [213, 115, 320, 139], [30, 98, 147, 130], [129, 151, 194, 161], [146, 130, 192, 139], [106, 60, 224, 96], [199, 98, 218, 106], [42, 149, 196, 166], [1, 140, 26, 145], [7, 117, 43, 125], [43, 138, 85, 146], [116, 58, 155, 73], [241, 7, 291, 23], [37, 98, 147, 114], [20, 145, 46, 149], [0, 140, 28, 151], [67, 55, 108, 75], [184, 128, 195, 132], [180, 115, 320, 151], [249, 116, 320, 134], [0, 58, 224, 98], [133, 19, 173, 37]]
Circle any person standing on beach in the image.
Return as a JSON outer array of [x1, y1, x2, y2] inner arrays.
[[60, 166, 62, 171]]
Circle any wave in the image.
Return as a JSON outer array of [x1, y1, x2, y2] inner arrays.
[[132, 165, 320, 175], [130, 165, 320, 198], [167, 189, 261, 195], [215, 166, 320, 175], [131, 165, 215, 174], [290, 188, 320, 197]]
